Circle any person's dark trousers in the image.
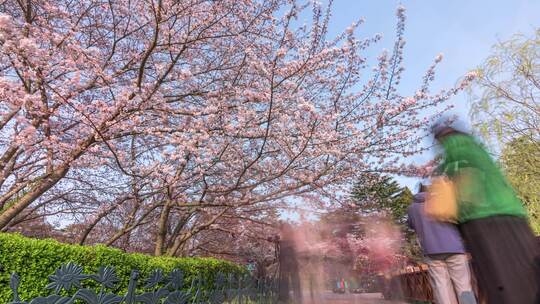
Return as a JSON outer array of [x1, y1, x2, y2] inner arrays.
[[277, 269, 290, 303], [277, 264, 302, 303], [536, 254, 540, 304], [289, 262, 302, 302], [460, 216, 540, 304]]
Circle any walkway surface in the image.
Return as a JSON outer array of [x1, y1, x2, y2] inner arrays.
[[302, 292, 406, 304]]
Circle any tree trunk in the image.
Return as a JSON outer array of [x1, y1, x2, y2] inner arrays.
[[165, 213, 192, 250], [79, 198, 128, 245], [103, 202, 160, 246], [0, 181, 30, 210], [0, 170, 67, 229], [166, 207, 229, 256], [105, 229, 130, 246], [154, 200, 172, 256], [0, 146, 18, 173], [0, 132, 95, 229]]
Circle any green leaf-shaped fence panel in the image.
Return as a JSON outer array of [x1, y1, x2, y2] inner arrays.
[[6, 263, 276, 304]]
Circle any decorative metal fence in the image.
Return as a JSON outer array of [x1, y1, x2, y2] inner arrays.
[[6, 263, 277, 304]]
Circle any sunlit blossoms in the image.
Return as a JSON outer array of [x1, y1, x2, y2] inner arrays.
[[0, 0, 472, 255]]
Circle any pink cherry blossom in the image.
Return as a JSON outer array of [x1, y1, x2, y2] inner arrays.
[[0, 1, 472, 256]]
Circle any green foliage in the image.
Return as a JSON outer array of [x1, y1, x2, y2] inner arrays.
[[0, 233, 245, 302], [350, 174, 421, 260], [500, 137, 540, 234], [350, 174, 413, 222], [394, 189, 422, 261], [402, 229, 423, 262], [468, 28, 539, 235], [351, 175, 402, 206], [468, 28, 539, 147], [391, 187, 414, 224]]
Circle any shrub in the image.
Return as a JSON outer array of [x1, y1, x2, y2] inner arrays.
[[0, 233, 245, 301]]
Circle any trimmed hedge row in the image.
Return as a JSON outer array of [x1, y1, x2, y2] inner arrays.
[[0, 233, 245, 302]]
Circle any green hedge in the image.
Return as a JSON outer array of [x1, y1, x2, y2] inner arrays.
[[0, 233, 245, 301]]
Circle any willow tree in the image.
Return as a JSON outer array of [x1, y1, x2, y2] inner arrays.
[[468, 30, 540, 233], [469, 29, 539, 146]]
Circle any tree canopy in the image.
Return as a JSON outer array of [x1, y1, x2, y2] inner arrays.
[[350, 174, 413, 223], [500, 136, 540, 234], [0, 0, 471, 260], [469, 29, 539, 147], [468, 29, 539, 234]]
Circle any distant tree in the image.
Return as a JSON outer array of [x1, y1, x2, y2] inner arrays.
[[500, 136, 540, 234], [350, 174, 421, 263], [395, 187, 422, 262], [391, 187, 414, 224], [350, 174, 413, 222], [351, 175, 401, 210]]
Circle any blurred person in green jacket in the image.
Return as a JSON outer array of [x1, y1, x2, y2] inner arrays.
[[433, 122, 539, 304]]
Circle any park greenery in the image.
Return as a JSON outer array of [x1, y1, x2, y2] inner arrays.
[[350, 174, 413, 224], [350, 174, 421, 261], [500, 137, 540, 234], [0, 233, 245, 302], [469, 29, 540, 234]]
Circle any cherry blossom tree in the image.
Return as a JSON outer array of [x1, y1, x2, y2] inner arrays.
[[0, 0, 473, 256]]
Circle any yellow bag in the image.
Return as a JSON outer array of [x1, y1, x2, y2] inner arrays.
[[424, 176, 458, 223]]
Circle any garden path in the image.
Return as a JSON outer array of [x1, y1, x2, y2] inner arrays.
[[301, 292, 407, 304]]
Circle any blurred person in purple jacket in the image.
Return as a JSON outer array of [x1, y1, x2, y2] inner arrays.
[[408, 183, 477, 304]]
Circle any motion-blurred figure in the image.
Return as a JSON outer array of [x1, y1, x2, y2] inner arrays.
[[433, 124, 539, 304], [408, 183, 477, 304], [277, 223, 302, 303]]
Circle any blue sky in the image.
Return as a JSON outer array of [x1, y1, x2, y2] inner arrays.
[[283, 1, 539, 220], [325, 0, 540, 189]]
